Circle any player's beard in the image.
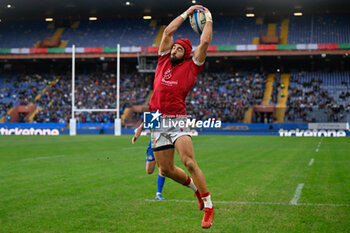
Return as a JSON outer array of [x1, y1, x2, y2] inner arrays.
[[170, 55, 184, 65]]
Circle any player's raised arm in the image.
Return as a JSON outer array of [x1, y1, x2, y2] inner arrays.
[[159, 5, 204, 53], [193, 7, 213, 64]]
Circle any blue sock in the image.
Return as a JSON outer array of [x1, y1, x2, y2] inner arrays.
[[157, 174, 165, 194]]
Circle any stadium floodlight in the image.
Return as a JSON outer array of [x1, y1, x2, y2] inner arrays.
[[143, 16, 152, 20], [246, 13, 255, 17], [89, 17, 98, 21], [294, 12, 303, 16], [45, 18, 54, 22], [7, 4, 11, 8], [192, 0, 196, 4], [125, 1, 131, 6]]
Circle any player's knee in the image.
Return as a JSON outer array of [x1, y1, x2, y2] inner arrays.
[[145, 161, 156, 174], [159, 170, 167, 177], [159, 167, 172, 177], [146, 168, 154, 175], [184, 159, 197, 172]]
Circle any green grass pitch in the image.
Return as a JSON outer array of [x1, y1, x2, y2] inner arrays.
[[1, 135, 349, 232]]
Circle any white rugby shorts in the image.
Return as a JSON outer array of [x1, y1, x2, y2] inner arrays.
[[151, 117, 191, 151]]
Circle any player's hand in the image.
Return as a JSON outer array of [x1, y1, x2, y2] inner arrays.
[[186, 5, 204, 15], [202, 7, 213, 22], [202, 7, 211, 14], [132, 123, 143, 144]]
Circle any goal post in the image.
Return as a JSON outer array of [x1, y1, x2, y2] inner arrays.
[[69, 44, 121, 136], [70, 44, 76, 136], [115, 43, 121, 135]]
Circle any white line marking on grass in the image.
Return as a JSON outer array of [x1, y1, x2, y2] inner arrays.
[[144, 199, 350, 207], [298, 203, 350, 207], [308, 158, 314, 166], [316, 160, 350, 163], [316, 139, 322, 152], [21, 155, 65, 161], [290, 183, 304, 205], [145, 199, 287, 206]]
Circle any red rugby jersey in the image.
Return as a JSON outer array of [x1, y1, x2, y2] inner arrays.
[[149, 51, 203, 117]]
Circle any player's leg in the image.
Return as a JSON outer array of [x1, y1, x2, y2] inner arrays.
[[145, 160, 156, 174], [174, 136, 208, 193], [153, 147, 188, 185], [146, 139, 166, 200], [154, 146, 204, 210], [146, 140, 156, 174], [146, 160, 166, 200], [156, 169, 166, 200], [174, 135, 214, 228], [152, 129, 198, 203]]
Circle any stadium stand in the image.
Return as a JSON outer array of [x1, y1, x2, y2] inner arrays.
[[0, 21, 55, 48], [1, 14, 350, 48], [1, 13, 349, 124], [62, 19, 159, 47], [1, 70, 349, 124], [0, 74, 47, 121], [285, 71, 350, 123], [0, 72, 152, 123], [288, 15, 350, 44], [1, 71, 265, 123], [186, 72, 265, 122]]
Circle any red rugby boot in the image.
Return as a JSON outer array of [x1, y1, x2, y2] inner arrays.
[[201, 206, 214, 229]]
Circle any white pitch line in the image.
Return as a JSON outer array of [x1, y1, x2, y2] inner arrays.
[[21, 155, 65, 161], [297, 203, 350, 207], [316, 140, 322, 152], [144, 198, 350, 207], [290, 183, 304, 205], [308, 158, 314, 166], [145, 199, 287, 206]]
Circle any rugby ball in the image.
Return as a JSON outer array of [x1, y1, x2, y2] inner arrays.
[[189, 9, 206, 34]]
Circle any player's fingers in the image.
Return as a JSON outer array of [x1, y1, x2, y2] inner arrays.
[[192, 5, 203, 11], [188, 5, 203, 15], [200, 7, 209, 13], [197, 6, 205, 11]]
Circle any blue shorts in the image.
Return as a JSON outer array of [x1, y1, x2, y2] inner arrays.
[[146, 139, 155, 162]]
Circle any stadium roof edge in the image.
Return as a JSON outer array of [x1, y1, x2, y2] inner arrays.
[[0, 0, 349, 22]]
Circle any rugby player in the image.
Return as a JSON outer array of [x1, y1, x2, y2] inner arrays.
[[132, 5, 214, 228]]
